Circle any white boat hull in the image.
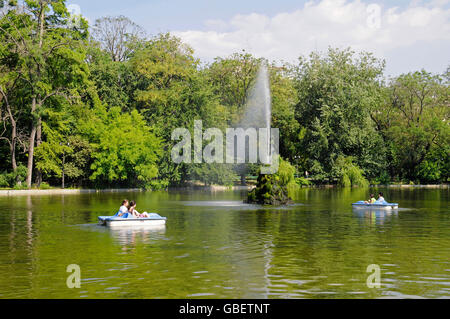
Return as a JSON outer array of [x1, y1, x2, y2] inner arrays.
[[98, 215, 167, 227], [106, 219, 166, 227], [352, 204, 398, 210], [352, 201, 398, 210]]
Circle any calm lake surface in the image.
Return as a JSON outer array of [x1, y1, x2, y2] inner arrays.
[[0, 188, 448, 299]]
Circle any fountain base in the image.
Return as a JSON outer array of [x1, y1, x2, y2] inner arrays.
[[246, 174, 293, 206]]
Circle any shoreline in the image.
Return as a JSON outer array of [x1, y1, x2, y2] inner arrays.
[[0, 186, 255, 196], [306, 184, 449, 189], [0, 184, 447, 196], [168, 185, 255, 192], [0, 188, 144, 197], [382, 184, 449, 189]]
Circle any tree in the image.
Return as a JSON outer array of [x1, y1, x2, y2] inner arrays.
[[86, 44, 137, 112], [269, 63, 301, 164], [294, 48, 387, 182], [0, 0, 90, 188], [92, 15, 146, 62], [83, 105, 163, 188], [377, 70, 449, 182], [0, 63, 22, 176], [131, 33, 224, 185], [205, 52, 263, 185], [206, 51, 260, 126], [34, 104, 92, 187], [333, 155, 369, 187], [0, 6, 32, 182]]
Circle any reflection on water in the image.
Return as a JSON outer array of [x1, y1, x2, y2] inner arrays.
[[179, 200, 305, 211], [180, 201, 249, 207], [0, 188, 448, 299], [353, 208, 398, 226], [77, 224, 167, 246], [108, 226, 167, 246]]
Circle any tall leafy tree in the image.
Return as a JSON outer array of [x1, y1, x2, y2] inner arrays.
[[131, 33, 224, 185], [206, 51, 260, 126], [0, 0, 90, 188], [86, 44, 137, 112], [374, 70, 450, 182], [81, 105, 163, 188], [294, 48, 386, 182], [269, 63, 301, 164]]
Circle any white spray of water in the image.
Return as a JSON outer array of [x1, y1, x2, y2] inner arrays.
[[239, 62, 272, 164]]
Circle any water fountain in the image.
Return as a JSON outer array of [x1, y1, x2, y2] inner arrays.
[[240, 61, 272, 151], [240, 62, 293, 206]]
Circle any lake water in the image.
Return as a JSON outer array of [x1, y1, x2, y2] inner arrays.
[[0, 188, 448, 299]]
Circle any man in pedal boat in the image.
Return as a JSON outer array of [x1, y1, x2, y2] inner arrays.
[[376, 192, 386, 204]]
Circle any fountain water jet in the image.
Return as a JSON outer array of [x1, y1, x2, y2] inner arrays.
[[240, 62, 293, 206], [239, 61, 272, 165]]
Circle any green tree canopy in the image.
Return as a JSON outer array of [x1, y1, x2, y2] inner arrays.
[[294, 48, 387, 182]]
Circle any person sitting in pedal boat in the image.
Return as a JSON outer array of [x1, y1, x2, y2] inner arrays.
[[129, 201, 150, 218], [365, 194, 376, 204], [115, 199, 131, 218], [376, 192, 386, 204]]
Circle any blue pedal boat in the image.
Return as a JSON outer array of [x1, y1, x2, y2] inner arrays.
[[352, 201, 399, 210], [98, 213, 167, 227]]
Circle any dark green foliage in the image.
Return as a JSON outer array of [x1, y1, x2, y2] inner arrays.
[[294, 48, 387, 182], [0, 165, 27, 188], [247, 158, 297, 205], [333, 156, 369, 188], [188, 164, 238, 187]]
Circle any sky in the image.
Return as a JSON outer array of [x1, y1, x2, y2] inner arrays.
[[70, 0, 450, 76]]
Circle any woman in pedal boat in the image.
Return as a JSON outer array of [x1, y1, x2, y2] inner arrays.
[[129, 201, 150, 218], [364, 194, 376, 204], [116, 199, 131, 218]]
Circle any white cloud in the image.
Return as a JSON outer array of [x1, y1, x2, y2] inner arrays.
[[173, 0, 450, 75]]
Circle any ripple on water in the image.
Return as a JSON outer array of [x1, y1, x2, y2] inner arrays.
[[174, 253, 190, 259], [187, 293, 216, 297], [178, 201, 304, 210]]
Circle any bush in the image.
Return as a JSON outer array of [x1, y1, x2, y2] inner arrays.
[[13, 183, 27, 190], [417, 160, 442, 184], [334, 156, 369, 188], [39, 182, 51, 190], [0, 173, 9, 188], [0, 165, 28, 188], [295, 177, 311, 187], [375, 171, 391, 185], [6, 165, 27, 187], [145, 179, 169, 191]]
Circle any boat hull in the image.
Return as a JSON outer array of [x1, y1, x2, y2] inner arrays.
[[352, 202, 398, 210], [98, 215, 167, 227]]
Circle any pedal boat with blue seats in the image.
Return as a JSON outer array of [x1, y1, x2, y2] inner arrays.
[[98, 213, 167, 227], [352, 201, 399, 210]]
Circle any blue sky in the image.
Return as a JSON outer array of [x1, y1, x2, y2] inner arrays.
[[70, 0, 450, 76], [72, 0, 416, 33]]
